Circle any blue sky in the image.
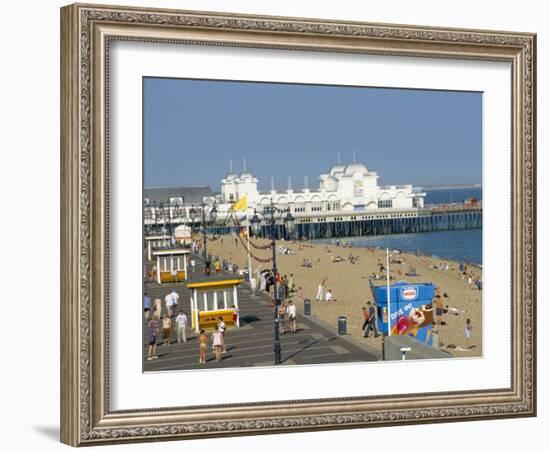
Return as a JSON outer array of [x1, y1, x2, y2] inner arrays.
[[144, 77, 482, 191]]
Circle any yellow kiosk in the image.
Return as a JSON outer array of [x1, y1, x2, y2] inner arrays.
[[152, 248, 189, 284], [187, 278, 242, 332], [145, 234, 172, 261]]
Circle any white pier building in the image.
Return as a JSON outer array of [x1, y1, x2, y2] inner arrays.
[[216, 162, 425, 219], [143, 161, 427, 230]]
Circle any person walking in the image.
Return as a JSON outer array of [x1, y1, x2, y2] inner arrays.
[[198, 329, 208, 364], [164, 290, 178, 318], [260, 271, 267, 292], [153, 297, 162, 320], [287, 300, 297, 334], [361, 307, 370, 338], [147, 318, 159, 361], [211, 325, 224, 362], [232, 304, 240, 328], [175, 311, 188, 343], [217, 317, 227, 353], [143, 292, 151, 320], [162, 314, 172, 346], [190, 259, 196, 273], [278, 280, 286, 302], [277, 301, 286, 335], [316, 277, 327, 301], [465, 318, 473, 346], [365, 301, 379, 338], [171, 289, 179, 313]]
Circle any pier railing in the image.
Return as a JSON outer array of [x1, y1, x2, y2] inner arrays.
[[144, 204, 482, 240]]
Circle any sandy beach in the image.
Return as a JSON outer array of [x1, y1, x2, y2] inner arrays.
[[203, 235, 483, 358]]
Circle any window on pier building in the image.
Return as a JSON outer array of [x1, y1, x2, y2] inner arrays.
[[327, 201, 340, 211], [378, 199, 393, 209], [169, 197, 183, 206], [311, 203, 322, 212]]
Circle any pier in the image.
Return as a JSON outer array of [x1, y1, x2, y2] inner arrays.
[[180, 205, 482, 241]]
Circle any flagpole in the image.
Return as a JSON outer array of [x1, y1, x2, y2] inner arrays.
[[386, 247, 392, 336]]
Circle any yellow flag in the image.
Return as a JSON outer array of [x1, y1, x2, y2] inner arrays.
[[231, 195, 247, 211]]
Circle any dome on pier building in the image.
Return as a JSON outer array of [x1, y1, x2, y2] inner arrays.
[[343, 163, 369, 177]]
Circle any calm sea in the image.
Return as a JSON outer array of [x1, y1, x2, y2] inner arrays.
[[316, 229, 482, 265], [424, 186, 482, 205], [314, 187, 483, 265]]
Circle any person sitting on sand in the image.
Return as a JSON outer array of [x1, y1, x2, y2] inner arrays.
[[325, 290, 335, 301], [446, 305, 467, 315]]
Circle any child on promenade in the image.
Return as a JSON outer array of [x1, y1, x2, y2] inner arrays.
[[198, 329, 207, 364]]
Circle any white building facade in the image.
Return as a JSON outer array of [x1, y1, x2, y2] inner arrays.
[[217, 162, 425, 219]]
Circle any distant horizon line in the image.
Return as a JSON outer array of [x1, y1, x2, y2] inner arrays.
[[144, 182, 482, 191]]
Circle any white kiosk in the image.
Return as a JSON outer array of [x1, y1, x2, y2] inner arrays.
[[152, 248, 189, 284], [187, 278, 242, 332], [145, 234, 172, 261]]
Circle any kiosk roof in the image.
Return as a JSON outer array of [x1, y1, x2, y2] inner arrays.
[[152, 248, 190, 256], [187, 278, 242, 290]]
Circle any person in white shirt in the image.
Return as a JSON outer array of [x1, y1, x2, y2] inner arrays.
[[325, 290, 334, 301], [190, 259, 196, 272], [164, 290, 179, 317], [217, 317, 228, 353], [175, 311, 188, 343], [286, 300, 297, 334], [316, 277, 327, 300]]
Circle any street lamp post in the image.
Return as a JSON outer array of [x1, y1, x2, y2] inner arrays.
[[190, 202, 218, 263], [163, 203, 172, 237], [155, 201, 163, 234], [250, 202, 295, 365]]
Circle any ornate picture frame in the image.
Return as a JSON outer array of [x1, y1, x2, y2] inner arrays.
[[60, 3, 536, 446]]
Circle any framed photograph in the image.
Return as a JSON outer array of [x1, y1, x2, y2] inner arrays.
[[60, 3, 536, 446]]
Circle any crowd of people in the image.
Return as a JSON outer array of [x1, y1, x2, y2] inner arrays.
[[144, 289, 238, 363]]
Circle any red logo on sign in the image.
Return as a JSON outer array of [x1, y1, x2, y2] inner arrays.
[[401, 287, 418, 300]]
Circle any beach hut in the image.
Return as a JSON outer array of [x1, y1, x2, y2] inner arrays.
[[187, 278, 242, 332], [152, 248, 189, 284], [370, 281, 436, 344], [145, 234, 172, 261]]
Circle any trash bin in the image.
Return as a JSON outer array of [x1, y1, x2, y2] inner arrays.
[[304, 299, 311, 315], [338, 316, 347, 335]]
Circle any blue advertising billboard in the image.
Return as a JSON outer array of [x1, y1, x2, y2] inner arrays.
[[371, 281, 436, 344]]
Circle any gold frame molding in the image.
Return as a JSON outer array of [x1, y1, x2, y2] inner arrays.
[[60, 3, 537, 446]]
